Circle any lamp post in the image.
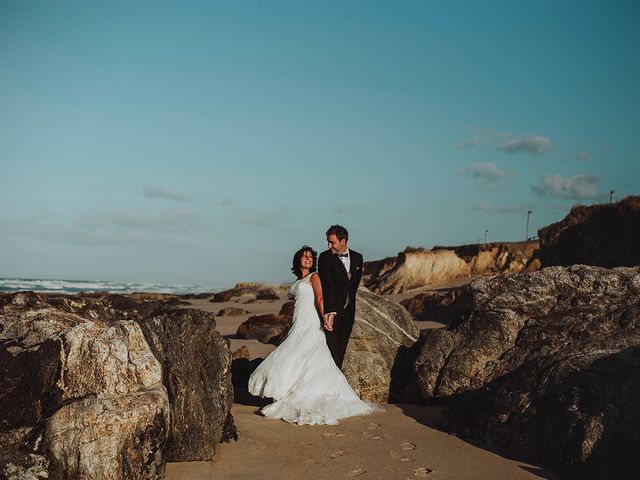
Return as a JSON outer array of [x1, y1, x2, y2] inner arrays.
[[484, 229, 488, 244], [610, 190, 615, 204], [525, 210, 532, 240]]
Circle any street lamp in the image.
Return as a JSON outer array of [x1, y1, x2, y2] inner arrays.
[[484, 229, 488, 244], [610, 190, 615, 204], [525, 210, 532, 240]]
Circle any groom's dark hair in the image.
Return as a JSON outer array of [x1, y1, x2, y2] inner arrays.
[[291, 245, 318, 278], [326, 224, 349, 242]]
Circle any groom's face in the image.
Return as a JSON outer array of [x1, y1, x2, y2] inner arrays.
[[327, 234, 347, 254]]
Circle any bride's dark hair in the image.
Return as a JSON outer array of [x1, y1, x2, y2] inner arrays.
[[291, 245, 317, 278]]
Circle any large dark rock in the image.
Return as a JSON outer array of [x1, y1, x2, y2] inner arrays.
[[236, 314, 291, 345], [538, 195, 640, 268], [400, 287, 470, 325], [415, 265, 640, 479], [0, 292, 237, 478], [0, 292, 169, 479], [136, 308, 236, 461]]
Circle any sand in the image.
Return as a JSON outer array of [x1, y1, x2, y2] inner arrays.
[[168, 286, 561, 479]]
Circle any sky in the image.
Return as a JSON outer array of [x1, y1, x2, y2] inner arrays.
[[1, 0, 639, 287]]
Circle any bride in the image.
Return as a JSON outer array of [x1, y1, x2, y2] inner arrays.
[[248, 245, 379, 425]]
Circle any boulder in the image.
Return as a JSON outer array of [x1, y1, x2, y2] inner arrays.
[[343, 287, 421, 403], [236, 314, 291, 345], [400, 287, 470, 325], [211, 282, 288, 303], [538, 195, 640, 268], [256, 288, 280, 300], [0, 291, 237, 477], [232, 345, 251, 360], [136, 308, 236, 461], [415, 265, 640, 479], [0, 292, 170, 479], [278, 301, 295, 319], [217, 307, 249, 317]]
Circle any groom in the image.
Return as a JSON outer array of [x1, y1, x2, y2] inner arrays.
[[318, 224, 363, 370]]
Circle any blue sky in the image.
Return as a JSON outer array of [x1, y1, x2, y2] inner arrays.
[[1, 0, 638, 286]]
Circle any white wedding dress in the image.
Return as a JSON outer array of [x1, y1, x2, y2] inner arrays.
[[248, 273, 379, 425]]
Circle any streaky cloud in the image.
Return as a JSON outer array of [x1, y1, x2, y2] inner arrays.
[[497, 134, 552, 155], [531, 173, 601, 200]]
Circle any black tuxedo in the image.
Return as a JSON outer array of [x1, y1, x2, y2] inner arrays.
[[318, 248, 363, 369]]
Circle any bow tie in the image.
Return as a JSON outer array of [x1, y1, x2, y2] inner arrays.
[[337, 253, 349, 258]]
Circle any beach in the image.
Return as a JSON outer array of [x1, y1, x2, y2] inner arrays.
[[166, 287, 561, 480]]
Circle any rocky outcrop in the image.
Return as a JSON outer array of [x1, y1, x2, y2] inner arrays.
[[415, 265, 640, 479], [538, 195, 640, 268], [365, 241, 539, 294], [400, 287, 469, 325], [211, 282, 289, 303], [136, 308, 235, 461], [0, 291, 236, 478], [236, 314, 291, 345], [0, 292, 169, 479], [343, 288, 421, 403]]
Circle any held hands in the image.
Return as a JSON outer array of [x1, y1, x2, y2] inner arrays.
[[323, 313, 335, 332]]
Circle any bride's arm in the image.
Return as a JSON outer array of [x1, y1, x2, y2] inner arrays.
[[310, 273, 325, 319]]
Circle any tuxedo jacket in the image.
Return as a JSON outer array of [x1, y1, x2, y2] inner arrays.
[[318, 249, 363, 316]]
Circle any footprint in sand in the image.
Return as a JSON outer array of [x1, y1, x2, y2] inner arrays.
[[414, 467, 433, 478], [322, 432, 347, 438], [361, 430, 384, 440], [402, 442, 416, 451], [346, 468, 366, 478], [330, 451, 346, 458], [388, 450, 411, 462], [367, 422, 380, 430]]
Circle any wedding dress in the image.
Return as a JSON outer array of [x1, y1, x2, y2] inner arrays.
[[248, 273, 379, 425]]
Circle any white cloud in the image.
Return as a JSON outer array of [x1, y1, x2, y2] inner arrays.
[[462, 162, 514, 185], [143, 185, 194, 201], [531, 173, 601, 200], [497, 135, 552, 155]]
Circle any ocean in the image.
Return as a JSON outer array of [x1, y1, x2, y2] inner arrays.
[[0, 277, 222, 295]]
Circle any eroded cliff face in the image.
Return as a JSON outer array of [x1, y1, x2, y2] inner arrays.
[[538, 195, 640, 268], [415, 265, 640, 480], [364, 241, 539, 294]]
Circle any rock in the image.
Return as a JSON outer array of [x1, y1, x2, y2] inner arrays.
[[415, 265, 640, 479], [217, 307, 249, 316], [278, 301, 295, 319], [232, 345, 251, 360], [136, 308, 236, 461], [236, 314, 291, 345], [0, 293, 170, 479], [256, 288, 280, 300], [400, 287, 470, 325], [211, 282, 289, 303], [0, 292, 237, 477], [538, 195, 640, 268], [365, 241, 539, 294], [343, 287, 421, 403]]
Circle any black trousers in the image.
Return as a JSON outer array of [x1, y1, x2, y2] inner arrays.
[[324, 305, 355, 370]]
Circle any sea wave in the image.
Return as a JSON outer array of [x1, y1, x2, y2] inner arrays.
[[0, 277, 221, 295]]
